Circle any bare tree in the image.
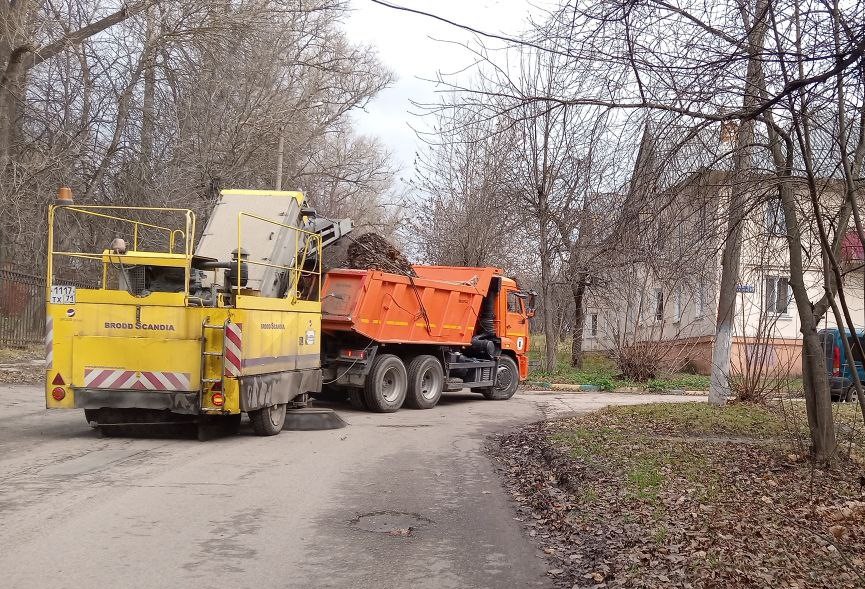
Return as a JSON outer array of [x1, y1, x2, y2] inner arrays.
[[1, 0, 400, 271]]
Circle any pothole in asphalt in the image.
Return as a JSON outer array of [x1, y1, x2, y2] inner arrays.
[[351, 511, 434, 537]]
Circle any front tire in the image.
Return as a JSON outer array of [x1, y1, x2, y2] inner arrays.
[[363, 354, 407, 412], [405, 355, 444, 409], [250, 404, 287, 436], [481, 355, 519, 400]]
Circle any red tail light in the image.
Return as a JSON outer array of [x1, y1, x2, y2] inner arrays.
[[833, 345, 841, 376], [51, 387, 66, 401], [211, 392, 225, 407], [340, 349, 367, 360]]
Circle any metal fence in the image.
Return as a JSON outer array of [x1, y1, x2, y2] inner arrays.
[[0, 268, 45, 348]]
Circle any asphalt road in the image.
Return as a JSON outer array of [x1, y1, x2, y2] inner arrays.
[[0, 386, 701, 589]]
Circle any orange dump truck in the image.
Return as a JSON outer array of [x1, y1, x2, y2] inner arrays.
[[320, 265, 535, 412]]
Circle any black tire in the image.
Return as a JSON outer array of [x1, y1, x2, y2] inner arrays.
[[249, 404, 287, 436], [363, 354, 407, 412], [845, 386, 857, 403], [481, 355, 519, 400], [405, 355, 444, 409], [348, 387, 368, 410]]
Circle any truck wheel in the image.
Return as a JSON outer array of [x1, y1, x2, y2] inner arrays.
[[845, 385, 857, 403], [481, 356, 519, 400], [364, 354, 407, 412], [250, 404, 287, 436], [405, 355, 444, 409]]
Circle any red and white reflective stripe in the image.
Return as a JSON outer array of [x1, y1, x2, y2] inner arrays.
[[45, 316, 53, 366], [224, 322, 242, 377], [83, 368, 191, 391]]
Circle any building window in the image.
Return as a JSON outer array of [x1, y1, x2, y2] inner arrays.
[[696, 279, 708, 316], [765, 276, 790, 314], [654, 289, 664, 321], [766, 199, 785, 236], [507, 292, 522, 313], [589, 313, 598, 337], [673, 291, 682, 323]]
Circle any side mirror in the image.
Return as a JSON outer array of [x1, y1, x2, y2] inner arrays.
[[525, 291, 537, 318]]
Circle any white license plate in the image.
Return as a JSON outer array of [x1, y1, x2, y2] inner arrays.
[[50, 285, 76, 304]]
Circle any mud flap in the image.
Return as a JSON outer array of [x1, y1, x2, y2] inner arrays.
[[239, 368, 322, 412]]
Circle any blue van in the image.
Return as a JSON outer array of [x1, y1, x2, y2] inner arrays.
[[819, 328, 863, 402]]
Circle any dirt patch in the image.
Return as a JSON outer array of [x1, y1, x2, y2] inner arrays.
[[0, 347, 42, 385], [489, 404, 865, 588]]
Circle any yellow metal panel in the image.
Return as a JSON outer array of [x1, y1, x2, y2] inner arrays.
[[221, 378, 241, 413], [234, 295, 320, 313], [61, 302, 200, 339], [237, 308, 298, 375], [72, 290, 187, 307], [296, 312, 321, 370], [100, 250, 189, 268], [70, 336, 201, 388], [46, 303, 76, 408]]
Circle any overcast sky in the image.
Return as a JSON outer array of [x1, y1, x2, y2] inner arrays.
[[344, 0, 552, 178]]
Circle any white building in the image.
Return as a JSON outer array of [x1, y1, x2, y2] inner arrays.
[[583, 168, 864, 377]]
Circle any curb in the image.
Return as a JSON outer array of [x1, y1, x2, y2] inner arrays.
[[522, 382, 707, 396]]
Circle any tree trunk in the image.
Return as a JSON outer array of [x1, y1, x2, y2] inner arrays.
[[799, 315, 837, 461], [0, 65, 27, 173], [571, 275, 586, 368], [539, 236, 557, 372], [538, 192, 557, 372], [138, 10, 156, 196], [709, 0, 768, 406]]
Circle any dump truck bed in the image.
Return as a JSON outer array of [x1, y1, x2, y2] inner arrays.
[[321, 266, 502, 345]]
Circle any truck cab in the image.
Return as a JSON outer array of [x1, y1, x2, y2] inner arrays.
[[498, 276, 535, 380]]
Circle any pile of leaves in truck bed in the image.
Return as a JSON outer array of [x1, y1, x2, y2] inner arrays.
[[489, 402, 865, 588], [345, 232, 416, 276]]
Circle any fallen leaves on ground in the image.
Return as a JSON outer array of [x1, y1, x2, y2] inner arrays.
[[488, 403, 865, 588]]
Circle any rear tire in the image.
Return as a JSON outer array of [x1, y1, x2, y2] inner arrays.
[[363, 354, 407, 412], [481, 355, 519, 400], [250, 404, 287, 436], [845, 385, 857, 403], [405, 355, 444, 409]]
